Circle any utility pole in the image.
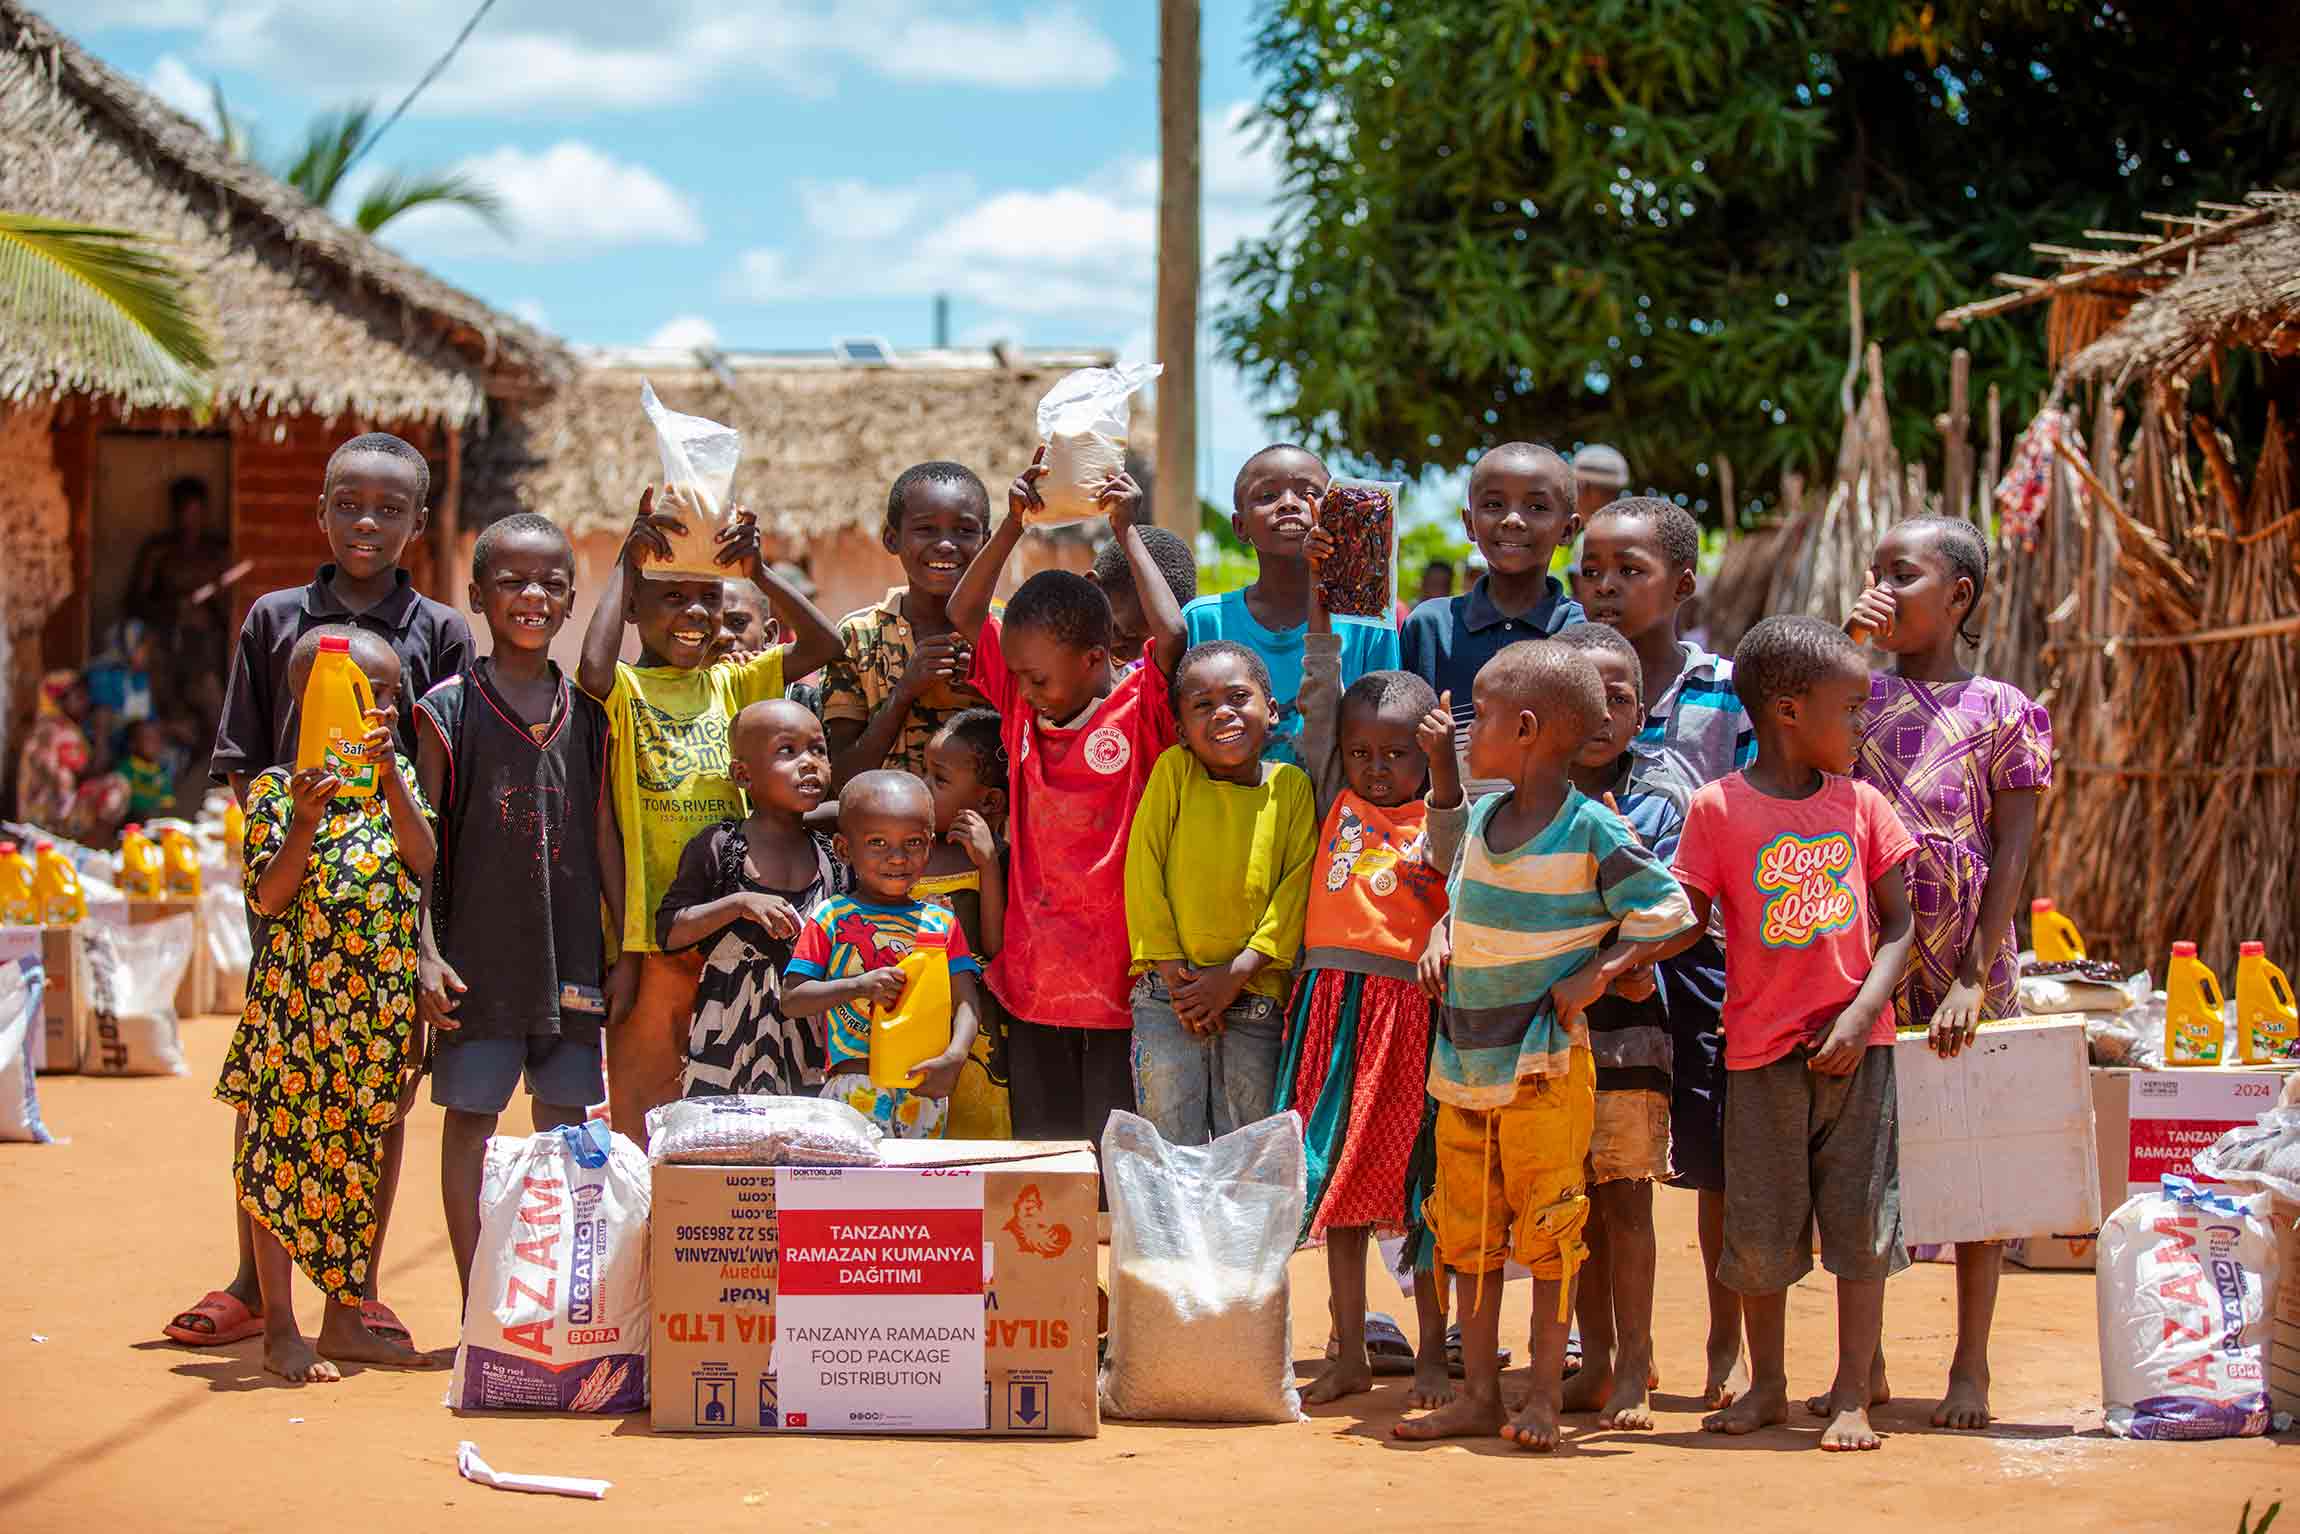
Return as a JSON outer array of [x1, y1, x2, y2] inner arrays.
[[1154, 0, 1200, 546]]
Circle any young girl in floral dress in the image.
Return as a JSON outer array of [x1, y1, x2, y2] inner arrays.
[[231, 628, 438, 1383], [1845, 516, 2053, 1434]]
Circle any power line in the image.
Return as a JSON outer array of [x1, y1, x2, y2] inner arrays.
[[345, 0, 502, 173]]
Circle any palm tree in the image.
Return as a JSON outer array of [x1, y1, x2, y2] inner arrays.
[[209, 87, 507, 238], [0, 211, 214, 402]]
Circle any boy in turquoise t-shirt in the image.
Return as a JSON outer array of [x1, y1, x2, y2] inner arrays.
[[1182, 444, 1399, 765]]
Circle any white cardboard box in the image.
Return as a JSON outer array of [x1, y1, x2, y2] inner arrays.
[[1897, 1016, 2100, 1247]]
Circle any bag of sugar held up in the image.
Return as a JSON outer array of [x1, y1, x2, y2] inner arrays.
[[1099, 1109, 1306, 1424], [1030, 363, 1162, 525], [2096, 1174, 2273, 1439], [451, 1120, 652, 1412], [637, 379, 744, 579]]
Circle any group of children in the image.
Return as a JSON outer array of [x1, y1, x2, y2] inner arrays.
[[156, 423, 2054, 1461]]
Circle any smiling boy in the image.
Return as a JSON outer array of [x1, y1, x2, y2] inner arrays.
[[1401, 443, 1586, 788], [821, 461, 1001, 788]]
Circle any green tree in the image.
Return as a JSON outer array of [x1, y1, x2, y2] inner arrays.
[[1218, 1, 2300, 514], [0, 212, 213, 403], [209, 90, 506, 238]]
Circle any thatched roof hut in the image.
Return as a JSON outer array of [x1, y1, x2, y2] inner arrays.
[[0, 0, 568, 424], [2066, 191, 2300, 390]]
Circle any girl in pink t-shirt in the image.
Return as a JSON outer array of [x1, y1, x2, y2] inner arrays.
[[944, 451, 1185, 1146]]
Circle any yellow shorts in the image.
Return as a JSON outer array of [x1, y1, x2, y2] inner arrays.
[[1588, 1087, 1673, 1185], [1426, 1047, 1595, 1279]]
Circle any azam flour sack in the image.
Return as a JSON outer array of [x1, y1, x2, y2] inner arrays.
[[451, 1121, 652, 1412]]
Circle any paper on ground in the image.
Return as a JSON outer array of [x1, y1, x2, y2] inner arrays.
[[456, 1441, 610, 1500]]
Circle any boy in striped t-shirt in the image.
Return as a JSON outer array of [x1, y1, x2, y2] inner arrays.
[[1398, 640, 1695, 1453]]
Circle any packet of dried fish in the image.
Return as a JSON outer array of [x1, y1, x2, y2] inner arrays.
[[644, 1093, 882, 1167], [1316, 475, 1403, 619]]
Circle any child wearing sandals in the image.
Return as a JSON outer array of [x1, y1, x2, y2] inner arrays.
[[1844, 517, 2051, 1432], [229, 627, 439, 1382], [1277, 561, 1464, 1408]]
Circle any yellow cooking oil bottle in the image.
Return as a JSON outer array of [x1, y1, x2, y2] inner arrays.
[[161, 827, 202, 900], [868, 947, 953, 1089], [0, 842, 35, 926], [2235, 942, 2297, 1066], [33, 841, 84, 925], [223, 800, 246, 868], [296, 634, 378, 795], [2163, 941, 2227, 1067], [119, 822, 164, 898], [2030, 898, 2087, 963]]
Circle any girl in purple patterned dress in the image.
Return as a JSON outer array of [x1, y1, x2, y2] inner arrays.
[[1846, 515, 2053, 1436]]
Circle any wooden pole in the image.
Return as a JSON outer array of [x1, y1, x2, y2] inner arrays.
[[1944, 347, 1971, 519], [1153, 0, 1201, 547]]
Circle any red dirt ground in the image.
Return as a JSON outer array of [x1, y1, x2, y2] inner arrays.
[[1, 1017, 2291, 1531]]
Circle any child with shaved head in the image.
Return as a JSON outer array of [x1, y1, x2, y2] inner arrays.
[[1399, 638, 1695, 1452], [781, 770, 983, 1138]]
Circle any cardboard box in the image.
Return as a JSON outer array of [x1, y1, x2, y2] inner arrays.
[[1897, 1016, 2100, 1246], [650, 1140, 1100, 1436], [34, 926, 87, 1073], [2007, 1233, 2097, 1270], [2270, 1201, 2300, 1419], [2094, 1064, 2293, 1205], [127, 900, 208, 1017]]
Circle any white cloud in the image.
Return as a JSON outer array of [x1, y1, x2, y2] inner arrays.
[[875, 6, 1120, 90], [132, 1, 1121, 119], [508, 297, 551, 330], [796, 178, 942, 244], [146, 54, 216, 131], [379, 141, 705, 262], [648, 313, 721, 350]]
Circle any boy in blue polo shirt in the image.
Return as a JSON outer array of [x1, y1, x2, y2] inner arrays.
[[1401, 443, 1584, 788], [1183, 444, 1398, 765]]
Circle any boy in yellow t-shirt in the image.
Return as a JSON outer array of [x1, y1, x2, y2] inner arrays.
[[1123, 639, 1318, 1146], [576, 490, 842, 1137]]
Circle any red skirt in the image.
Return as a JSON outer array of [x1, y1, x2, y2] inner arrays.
[[1278, 968, 1433, 1241]]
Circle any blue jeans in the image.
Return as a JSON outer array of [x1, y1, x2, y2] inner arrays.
[[1129, 972, 1284, 1147]]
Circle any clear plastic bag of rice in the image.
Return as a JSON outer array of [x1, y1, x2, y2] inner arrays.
[[1031, 363, 1161, 525], [644, 1093, 882, 1167], [1098, 1109, 1307, 1424], [637, 378, 743, 579]]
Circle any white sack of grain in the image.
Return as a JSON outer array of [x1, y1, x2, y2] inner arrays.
[[1099, 1109, 1307, 1424]]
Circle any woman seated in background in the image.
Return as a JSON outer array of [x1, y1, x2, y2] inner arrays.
[[19, 670, 129, 846]]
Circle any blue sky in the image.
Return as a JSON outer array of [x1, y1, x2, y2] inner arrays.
[[70, 0, 1290, 496]]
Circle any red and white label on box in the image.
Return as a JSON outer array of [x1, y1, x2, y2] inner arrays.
[[2127, 1071, 2286, 1199], [769, 1168, 987, 1432]]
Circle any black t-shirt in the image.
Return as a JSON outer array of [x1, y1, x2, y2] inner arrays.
[[211, 565, 474, 781], [417, 660, 609, 1042]]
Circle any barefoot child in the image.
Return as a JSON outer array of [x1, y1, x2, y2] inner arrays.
[[1553, 621, 1679, 1429], [656, 701, 846, 1096], [173, 431, 473, 1353], [1124, 641, 1318, 1144], [1401, 444, 1585, 794], [234, 627, 437, 1381], [1670, 615, 1918, 1452], [781, 772, 983, 1138], [1397, 641, 1695, 1451], [916, 709, 1014, 1137], [1277, 568, 1463, 1408], [577, 490, 842, 1136], [1844, 517, 2050, 1431], [945, 451, 1184, 1146], [1183, 445, 1399, 765], [1579, 495, 1756, 1406], [415, 515, 613, 1308], [820, 462, 998, 788]]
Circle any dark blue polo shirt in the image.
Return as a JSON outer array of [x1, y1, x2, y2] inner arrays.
[[1399, 573, 1584, 753], [211, 565, 474, 782]]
